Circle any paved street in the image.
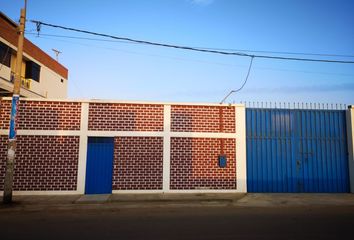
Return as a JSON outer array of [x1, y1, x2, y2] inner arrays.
[[1, 203, 354, 240]]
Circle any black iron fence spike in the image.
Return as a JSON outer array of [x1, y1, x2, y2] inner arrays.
[[243, 101, 348, 110]]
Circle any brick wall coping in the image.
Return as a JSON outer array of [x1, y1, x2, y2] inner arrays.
[[0, 97, 244, 107]]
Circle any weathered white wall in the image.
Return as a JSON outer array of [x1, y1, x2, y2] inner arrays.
[[0, 37, 67, 98], [39, 65, 68, 98], [0, 64, 11, 82], [347, 106, 354, 193]]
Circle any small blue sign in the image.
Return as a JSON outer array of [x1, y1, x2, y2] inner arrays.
[[218, 155, 227, 168], [9, 95, 19, 140]]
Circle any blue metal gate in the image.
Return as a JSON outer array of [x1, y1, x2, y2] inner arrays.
[[85, 137, 114, 194], [246, 108, 349, 192]]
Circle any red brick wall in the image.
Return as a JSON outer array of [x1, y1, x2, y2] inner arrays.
[[0, 100, 81, 130], [88, 103, 164, 131], [170, 137, 236, 190], [113, 137, 163, 190], [0, 100, 239, 192], [171, 105, 235, 133], [0, 135, 79, 191]]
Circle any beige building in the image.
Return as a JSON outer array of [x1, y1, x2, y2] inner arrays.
[[0, 12, 68, 98]]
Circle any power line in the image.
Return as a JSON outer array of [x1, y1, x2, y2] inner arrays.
[[25, 32, 354, 77], [192, 47, 354, 59], [23, 31, 354, 59], [24, 32, 141, 45], [30, 20, 354, 64], [220, 57, 254, 104]]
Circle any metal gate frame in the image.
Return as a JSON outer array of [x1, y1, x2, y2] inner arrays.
[[246, 107, 349, 193]]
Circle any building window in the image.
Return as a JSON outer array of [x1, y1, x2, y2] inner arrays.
[[25, 61, 41, 82], [0, 42, 11, 68]]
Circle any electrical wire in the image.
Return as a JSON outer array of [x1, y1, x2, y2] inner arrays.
[[191, 47, 354, 58], [26, 32, 354, 77], [25, 32, 141, 45], [23, 31, 354, 59], [30, 20, 354, 64], [220, 57, 254, 104]]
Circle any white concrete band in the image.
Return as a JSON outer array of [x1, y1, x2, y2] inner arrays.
[[77, 102, 89, 194], [112, 190, 241, 194], [0, 191, 81, 196], [0, 130, 81, 136], [347, 106, 354, 193], [0, 130, 238, 138], [87, 131, 165, 137], [1, 96, 243, 107], [235, 105, 247, 193], [112, 190, 164, 194], [163, 105, 171, 192]]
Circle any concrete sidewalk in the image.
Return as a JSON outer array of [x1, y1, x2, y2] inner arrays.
[[236, 193, 354, 207], [1, 193, 354, 210], [77, 193, 245, 204]]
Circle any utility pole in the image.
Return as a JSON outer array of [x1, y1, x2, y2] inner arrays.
[[3, 1, 27, 204]]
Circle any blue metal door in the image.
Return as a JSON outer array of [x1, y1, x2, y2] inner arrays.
[[85, 137, 114, 194], [246, 108, 349, 193]]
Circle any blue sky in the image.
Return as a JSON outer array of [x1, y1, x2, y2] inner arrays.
[[1, 0, 354, 104]]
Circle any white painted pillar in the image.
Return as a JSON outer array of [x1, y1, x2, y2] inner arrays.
[[163, 105, 171, 192], [77, 102, 89, 194], [235, 105, 247, 192], [347, 105, 354, 193]]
